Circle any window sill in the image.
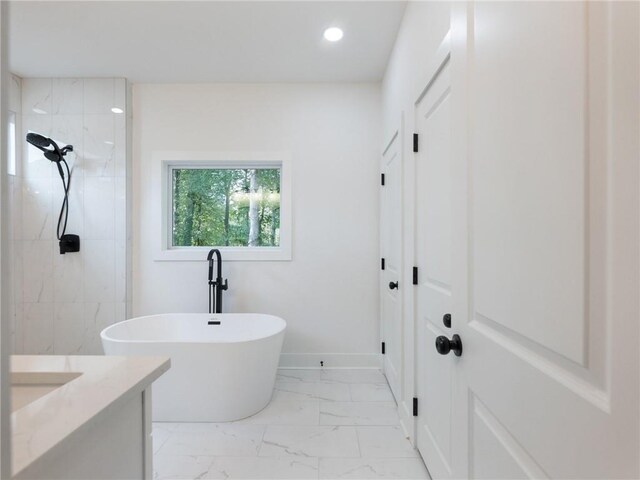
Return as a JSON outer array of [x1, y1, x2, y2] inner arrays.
[[154, 247, 292, 262]]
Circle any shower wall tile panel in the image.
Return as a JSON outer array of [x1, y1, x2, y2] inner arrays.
[[12, 77, 130, 354]]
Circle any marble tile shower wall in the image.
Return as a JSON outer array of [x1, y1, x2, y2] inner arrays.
[[12, 78, 130, 355]]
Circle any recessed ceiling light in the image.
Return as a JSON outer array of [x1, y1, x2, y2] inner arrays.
[[111, 107, 124, 114], [323, 27, 344, 42]]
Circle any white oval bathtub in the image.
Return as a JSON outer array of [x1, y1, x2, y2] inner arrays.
[[101, 313, 286, 422]]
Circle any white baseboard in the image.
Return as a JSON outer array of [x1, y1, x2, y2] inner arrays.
[[279, 353, 383, 369]]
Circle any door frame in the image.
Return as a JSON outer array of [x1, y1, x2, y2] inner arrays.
[[381, 115, 422, 441], [380, 121, 405, 407], [411, 30, 455, 476]]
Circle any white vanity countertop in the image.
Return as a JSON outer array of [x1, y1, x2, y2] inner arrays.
[[11, 355, 171, 478]]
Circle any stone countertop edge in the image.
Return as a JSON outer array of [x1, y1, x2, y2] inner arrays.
[[10, 355, 171, 478]]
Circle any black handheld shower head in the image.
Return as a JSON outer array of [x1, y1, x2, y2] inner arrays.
[[25, 131, 79, 254], [45, 151, 62, 163], [26, 132, 52, 149], [25, 132, 73, 164], [26, 132, 61, 163]]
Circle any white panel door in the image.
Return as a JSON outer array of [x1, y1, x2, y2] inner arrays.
[[414, 36, 455, 480], [380, 131, 402, 402], [445, 2, 639, 478]]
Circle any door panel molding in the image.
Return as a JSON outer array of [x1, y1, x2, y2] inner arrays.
[[383, 129, 399, 156], [466, 0, 610, 398], [470, 315, 609, 411], [414, 31, 451, 106], [470, 394, 549, 479], [468, 0, 595, 370]]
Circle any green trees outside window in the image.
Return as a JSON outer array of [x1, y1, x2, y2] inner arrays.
[[172, 167, 281, 247]]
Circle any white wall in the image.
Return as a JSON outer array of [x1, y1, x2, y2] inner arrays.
[[382, 2, 451, 141], [133, 83, 381, 360], [12, 78, 131, 354], [381, 1, 451, 436]]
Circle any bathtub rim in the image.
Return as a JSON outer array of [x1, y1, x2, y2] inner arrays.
[[100, 312, 287, 346]]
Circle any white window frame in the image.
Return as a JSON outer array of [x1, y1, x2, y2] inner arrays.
[[154, 151, 292, 261], [7, 111, 16, 176]]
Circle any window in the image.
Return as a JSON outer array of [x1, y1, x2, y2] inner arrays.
[[171, 167, 281, 248], [156, 152, 292, 261], [7, 111, 16, 176]]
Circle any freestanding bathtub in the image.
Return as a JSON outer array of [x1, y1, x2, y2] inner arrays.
[[100, 313, 286, 422]]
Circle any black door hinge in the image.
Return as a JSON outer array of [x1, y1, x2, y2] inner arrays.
[[381, 342, 386, 355], [413, 134, 419, 153], [381, 258, 386, 270], [413, 397, 418, 416], [381, 173, 385, 186], [412, 267, 418, 285]]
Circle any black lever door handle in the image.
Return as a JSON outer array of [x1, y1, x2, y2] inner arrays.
[[389, 281, 399, 290], [435, 334, 462, 356]]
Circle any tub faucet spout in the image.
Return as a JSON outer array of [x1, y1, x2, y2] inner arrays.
[[207, 249, 229, 314]]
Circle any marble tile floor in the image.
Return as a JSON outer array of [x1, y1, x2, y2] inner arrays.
[[153, 369, 430, 480]]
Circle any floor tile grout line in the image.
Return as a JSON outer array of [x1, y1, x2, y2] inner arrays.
[[354, 419, 363, 459], [257, 424, 268, 457], [154, 433, 171, 456]]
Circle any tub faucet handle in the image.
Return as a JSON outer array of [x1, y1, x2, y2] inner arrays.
[[221, 279, 229, 291]]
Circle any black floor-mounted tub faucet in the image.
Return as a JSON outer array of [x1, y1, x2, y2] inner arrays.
[[207, 249, 228, 314]]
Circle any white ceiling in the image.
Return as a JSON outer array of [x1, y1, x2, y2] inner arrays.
[[9, 1, 406, 83]]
